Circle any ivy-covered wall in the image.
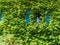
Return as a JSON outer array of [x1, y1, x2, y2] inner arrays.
[[0, 0, 60, 45]]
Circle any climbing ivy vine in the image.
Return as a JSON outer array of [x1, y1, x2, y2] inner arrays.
[[0, 0, 60, 45]]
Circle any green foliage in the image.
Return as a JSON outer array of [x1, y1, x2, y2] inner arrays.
[[0, 0, 60, 45]]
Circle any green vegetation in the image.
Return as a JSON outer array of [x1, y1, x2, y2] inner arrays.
[[0, 0, 60, 45]]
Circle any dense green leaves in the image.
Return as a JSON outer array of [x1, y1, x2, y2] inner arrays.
[[0, 0, 60, 45]]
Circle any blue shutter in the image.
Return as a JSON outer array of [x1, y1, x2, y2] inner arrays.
[[0, 11, 2, 21], [25, 9, 31, 24], [45, 10, 50, 25]]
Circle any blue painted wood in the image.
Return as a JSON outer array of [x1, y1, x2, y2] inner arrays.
[[46, 15, 50, 25], [45, 10, 50, 25], [25, 9, 31, 24], [0, 11, 2, 21]]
